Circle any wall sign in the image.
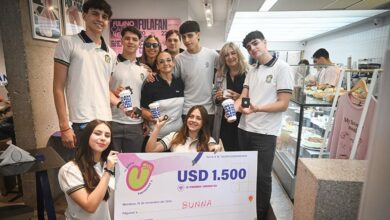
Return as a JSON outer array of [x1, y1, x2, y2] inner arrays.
[[110, 18, 181, 56]]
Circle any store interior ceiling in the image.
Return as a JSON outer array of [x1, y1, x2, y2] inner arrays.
[[189, 0, 390, 42]]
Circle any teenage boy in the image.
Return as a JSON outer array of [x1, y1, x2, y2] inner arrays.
[[174, 20, 219, 129], [110, 26, 148, 153], [235, 31, 293, 219], [307, 48, 341, 87], [53, 0, 116, 149], [164, 29, 184, 58]]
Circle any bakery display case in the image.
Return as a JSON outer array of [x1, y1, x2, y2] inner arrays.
[[273, 88, 332, 199]]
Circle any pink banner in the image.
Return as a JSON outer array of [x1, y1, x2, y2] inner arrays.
[[110, 18, 181, 56]]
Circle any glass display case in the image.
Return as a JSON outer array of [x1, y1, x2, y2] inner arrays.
[[273, 90, 332, 199]]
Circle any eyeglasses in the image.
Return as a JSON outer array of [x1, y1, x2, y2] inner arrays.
[[158, 58, 173, 64], [144, 42, 160, 48]]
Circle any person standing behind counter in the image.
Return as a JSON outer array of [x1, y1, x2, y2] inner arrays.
[[53, 0, 116, 150], [58, 120, 118, 220], [212, 42, 249, 151], [110, 26, 148, 153], [307, 48, 340, 87], [141, 51, 184, 142], [234, 30, 293, 220]]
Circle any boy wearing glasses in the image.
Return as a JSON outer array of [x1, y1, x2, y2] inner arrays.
[[174, 20, 219, 130], [234, 30, 293, 219], [53, 0, 115, 150], [110, 26, 149, 153]]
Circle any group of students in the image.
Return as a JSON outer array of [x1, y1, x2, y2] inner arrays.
[[53, 0, 294, 219]]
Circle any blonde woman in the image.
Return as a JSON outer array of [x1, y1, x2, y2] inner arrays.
[[212, 42, 249, 151]]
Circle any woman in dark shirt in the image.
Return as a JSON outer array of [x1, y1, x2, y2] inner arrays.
[[212, 42, 250, 151]]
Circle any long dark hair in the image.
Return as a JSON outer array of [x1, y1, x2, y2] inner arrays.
[[171, 105, 211, 152], [74, 120, 113, 201]]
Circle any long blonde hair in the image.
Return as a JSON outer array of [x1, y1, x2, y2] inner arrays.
[[217, 42, 249, 77]]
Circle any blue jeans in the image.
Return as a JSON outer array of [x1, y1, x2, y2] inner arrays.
[[238, 128, 276, 220]]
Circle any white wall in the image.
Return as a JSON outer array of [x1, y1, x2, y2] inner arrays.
[[303, 14, 390, 67]]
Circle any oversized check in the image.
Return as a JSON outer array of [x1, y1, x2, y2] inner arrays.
[[115, 151, 258, 220]]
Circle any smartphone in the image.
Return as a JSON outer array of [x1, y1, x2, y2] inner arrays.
[[241, 97, 250, 108]]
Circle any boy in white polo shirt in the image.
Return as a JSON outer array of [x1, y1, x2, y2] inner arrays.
[[235, 31, 293, 219], [174, 20, 219, 131], [110, 26, 148, 153], [53, 0, 116, 150]]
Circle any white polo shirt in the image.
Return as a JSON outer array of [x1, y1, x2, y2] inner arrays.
[[110, 54, 148, 124], [58, 161, 115, 220], [160, 132, 217, 152], [315, 65, 341, 86], [174, 47, 219, 114], [54, 31, 116, 123], [238, 57, 293, 136]]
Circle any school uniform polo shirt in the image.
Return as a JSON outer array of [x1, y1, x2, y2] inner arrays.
[[58, 161, 115, 220], [54, 31, 116, 123], [141, 74, 184, 138], [159, 132, 217, 152], [110, 54, 148, 124], [238, 57, 293, 136]]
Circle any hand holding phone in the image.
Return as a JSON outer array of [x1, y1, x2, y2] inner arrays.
[[241, 97, 250, 108]]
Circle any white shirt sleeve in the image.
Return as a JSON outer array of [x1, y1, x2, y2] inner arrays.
[[54, 36, 72, 65], [58, 162, 85, 195], [160, 132, 177, 151]]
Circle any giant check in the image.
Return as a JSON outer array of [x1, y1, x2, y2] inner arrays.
[[115, 151, 258, 220]]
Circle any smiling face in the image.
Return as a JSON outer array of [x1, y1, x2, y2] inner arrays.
[[166, 32, 181, 53], [157, 52, 174, 74], [224, 47, 239, 69], [186, 108, 203, 133], [89, 123, 111, 155], [121, 31, 140, 55], [144, 37, 160, 60], [83, 8, 109, 34]]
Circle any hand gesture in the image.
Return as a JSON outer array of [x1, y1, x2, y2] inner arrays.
[[61, 129, 77, 149], [215, 89, 224, 102], [142, 64, 156, 83], [114, 86, 125, 98], [227, 90, 240, 100], [154, 115, 169, 129], [242, 103, 258, 115], [106, 151, 119, 171], [209, 144, 223, 152]]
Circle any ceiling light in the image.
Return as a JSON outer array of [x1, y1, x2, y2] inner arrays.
[[204, 0, 214, 27], [227, 10, 388, 42], [259, 0, 278, 12]]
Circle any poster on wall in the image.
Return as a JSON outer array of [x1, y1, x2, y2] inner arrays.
[[115, 152, 258, 220], [62, 0, 85, 35], [110, 18, 181, 56], [29, 0, 62, 42]]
